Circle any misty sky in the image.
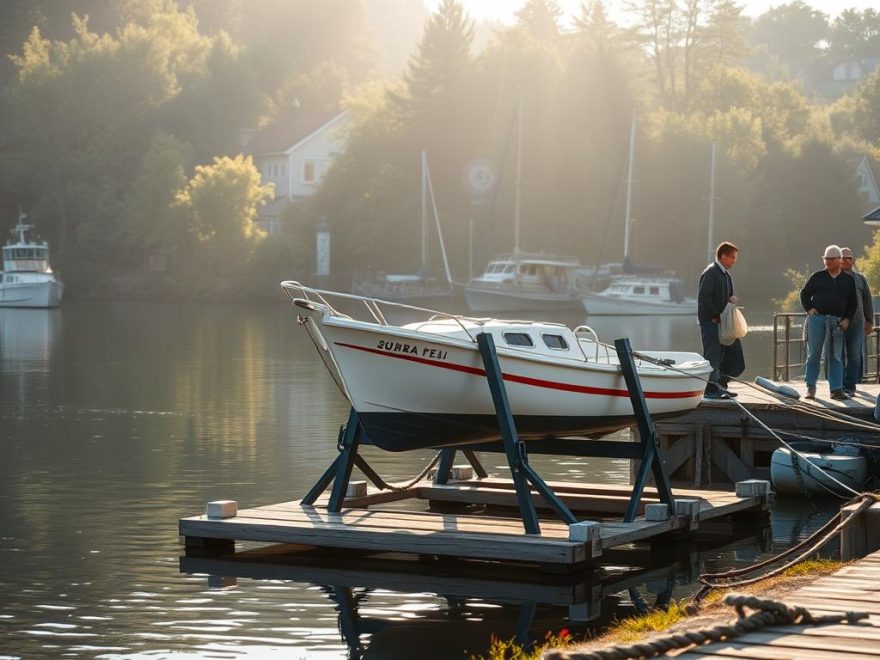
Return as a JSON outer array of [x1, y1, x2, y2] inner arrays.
[[424, 0, 880, 25]]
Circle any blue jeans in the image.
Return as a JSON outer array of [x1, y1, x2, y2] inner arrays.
[[844, 321, 865, 391], [805, 313, 845, 392]]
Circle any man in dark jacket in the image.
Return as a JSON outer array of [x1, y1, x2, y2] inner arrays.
[[841, 247, 874, 395], [698, 242, 744, 399], [800, 244, 857, 400]]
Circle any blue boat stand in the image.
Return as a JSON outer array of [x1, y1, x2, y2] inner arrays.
[[302, 333, 676, 533]]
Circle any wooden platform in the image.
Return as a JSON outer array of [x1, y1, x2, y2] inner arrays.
[[652, 381, 880, 489], [179, 480, 769, 570], [677, 550, 880, 658]]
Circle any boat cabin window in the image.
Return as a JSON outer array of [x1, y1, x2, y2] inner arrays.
[[633, 286, 645, 295], [650, 286, 660, 295], [503, 332, 534, 347], [542, 334, 568, 350], [504, 264, 515, 273]]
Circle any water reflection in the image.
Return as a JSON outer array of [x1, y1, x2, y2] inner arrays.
[[180, 520, 772, 658]]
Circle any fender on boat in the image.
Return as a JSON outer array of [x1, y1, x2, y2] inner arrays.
[[755, 376, 800, 400]]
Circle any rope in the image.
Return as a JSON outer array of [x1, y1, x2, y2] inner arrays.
[[542, 593, 868, 660], [689, 492, 880, 605]]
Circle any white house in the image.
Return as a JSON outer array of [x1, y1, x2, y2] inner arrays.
[[857, 155, 880, 207], [243, 111, 350, 234]]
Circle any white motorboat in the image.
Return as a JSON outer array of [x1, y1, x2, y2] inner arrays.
[[463, 96, 588, 313], [464, 253, 586, 312], [582, 276, 697, 316], [283, 281, 712, 452], [770, 441, 869, 496], [582, 112, 695, 317], [0, 211, 63, 308]]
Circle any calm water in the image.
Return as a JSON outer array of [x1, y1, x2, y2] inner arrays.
[[0, 301, 837, 659]]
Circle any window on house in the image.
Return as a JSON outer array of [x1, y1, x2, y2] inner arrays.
[[503, 332, 534, 347], [303, 161, 316, 183]]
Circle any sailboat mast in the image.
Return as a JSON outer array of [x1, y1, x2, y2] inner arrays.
[[421, 150, 428, 274], [424, 157, 453, 285], [707, 141, 716, 264], [623, 111, 636, 261], [514, 93, 523, 256]]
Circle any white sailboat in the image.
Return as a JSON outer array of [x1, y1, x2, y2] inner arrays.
[[354, 151, 456, 305], [0, 210, 63, 308], [582, 113, 697, 316], [464, 97, 587, 313]]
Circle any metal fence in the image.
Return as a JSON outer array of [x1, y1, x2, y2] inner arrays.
[[772, 312, 880, 383]]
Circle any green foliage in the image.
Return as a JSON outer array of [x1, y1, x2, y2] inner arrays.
[[775, 266, 812, 311], [750, 1, 828, 67], [174, 154, 273, 275], [475, 628, 573, 660], [856, 231, 880, 295]]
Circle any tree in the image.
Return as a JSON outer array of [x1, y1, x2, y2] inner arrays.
[[515, 0, 563, 42], [828, 9, 880, 63], [749, 1, 828, 69], [626, 0, 747, 113], [852, 67, 880, 144], [174, 154, 273, 274]]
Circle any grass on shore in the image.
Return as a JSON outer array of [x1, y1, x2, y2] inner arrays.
[[476, 558, 843, 659]]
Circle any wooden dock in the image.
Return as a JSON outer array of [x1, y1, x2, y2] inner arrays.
[[179, 480, 769, 571], [676, 550, 880, 659], [653, 381, 880, 489]]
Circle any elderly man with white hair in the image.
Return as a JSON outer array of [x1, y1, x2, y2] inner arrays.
[[800, 244, 858, 401]]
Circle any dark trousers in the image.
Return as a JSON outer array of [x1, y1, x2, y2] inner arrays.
[[699, 320, 745, 393]]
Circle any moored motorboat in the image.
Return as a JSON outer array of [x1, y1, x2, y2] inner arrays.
[[0, 211, 63, 308], [770, 441, 869, 496], [582, 276, 696, 316], [282, 281, 712, 452]]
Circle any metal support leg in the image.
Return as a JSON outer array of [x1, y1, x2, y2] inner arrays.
[[614, 338, 676, 523], [477, 333, 542, 534], [302, 408, 362, 511], [434, 448, 456, 484], [462, 450, 488, 478]]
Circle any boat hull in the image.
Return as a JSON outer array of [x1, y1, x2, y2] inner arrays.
[[0, 279, 63, 308], [299, 313, 707, 452], [582, 293, 696, 316], [770, 446, 867, 496], [465, 285, 583, 312]]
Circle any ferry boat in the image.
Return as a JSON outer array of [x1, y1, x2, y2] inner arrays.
[[0, 212, 63, 308], [282, 281, 711, 452]]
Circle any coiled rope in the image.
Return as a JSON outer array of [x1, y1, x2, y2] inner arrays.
[[542, 593, 868, 660]]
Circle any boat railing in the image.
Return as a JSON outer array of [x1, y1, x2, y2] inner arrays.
[[574, 325, 613, 363], [773, 311, 880, 383], [281, 280, 481, 341]]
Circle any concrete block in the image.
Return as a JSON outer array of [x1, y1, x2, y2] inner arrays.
[[736, 479, 772, 509], [206, 500, 237, 519], [569, 521, 602, 558], [674, 498, 701, 530], [645, 503, 670, 521], [450, 465, 474, 481], [345, 481, 367, 498]]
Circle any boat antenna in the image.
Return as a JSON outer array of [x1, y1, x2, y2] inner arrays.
[[707, 140, 716, 264], [513, 90, 523, 256], [15, 205, 30, 243], [623, 110, 636, 262]]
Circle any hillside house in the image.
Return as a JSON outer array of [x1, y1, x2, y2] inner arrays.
[[243, 111, 350, 234]]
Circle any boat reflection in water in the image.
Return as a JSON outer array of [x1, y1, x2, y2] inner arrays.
[[0, 307, 62, 369], [181, 520, 770, 658]]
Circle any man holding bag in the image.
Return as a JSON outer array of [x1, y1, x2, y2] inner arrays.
[[698, 242, 745, 399]]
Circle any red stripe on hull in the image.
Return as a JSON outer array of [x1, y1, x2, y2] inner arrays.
[[334, 341, 702, 400]]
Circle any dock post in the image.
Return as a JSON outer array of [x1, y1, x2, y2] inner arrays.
[[614, 338, 676, 523]]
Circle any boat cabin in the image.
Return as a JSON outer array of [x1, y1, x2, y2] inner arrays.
[[601, 277, 687, 303], [473, 255, 581, 292], [3, 244, 52, 273]]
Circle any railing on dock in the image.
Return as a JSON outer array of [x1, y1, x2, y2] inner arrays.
[[773, 311, 880, 382]]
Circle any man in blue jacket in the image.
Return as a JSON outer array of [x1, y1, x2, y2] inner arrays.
[[698, 242, 745, 399], [800, 244, 857, 401]]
